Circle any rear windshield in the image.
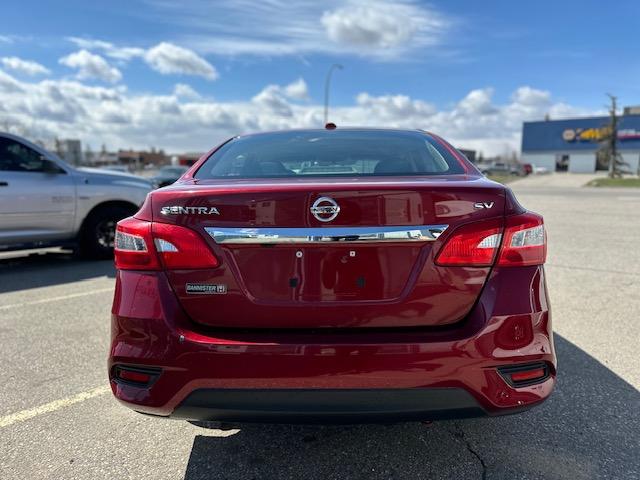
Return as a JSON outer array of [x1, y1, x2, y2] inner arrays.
[[195, 130, 466, 179]]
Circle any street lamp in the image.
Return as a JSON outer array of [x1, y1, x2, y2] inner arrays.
[[324, 64, 343, 125]]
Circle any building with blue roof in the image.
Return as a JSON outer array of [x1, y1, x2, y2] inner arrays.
[[521, 108, 640, 174]]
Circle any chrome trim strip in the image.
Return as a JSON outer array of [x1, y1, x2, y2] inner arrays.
[[205, 225, 448, 244]]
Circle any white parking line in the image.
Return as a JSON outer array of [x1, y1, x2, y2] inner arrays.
[[0, 385, 111, 428], [0, 288, 114, 310]]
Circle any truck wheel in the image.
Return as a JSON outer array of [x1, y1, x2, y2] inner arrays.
[[79, 205, 134, 259]]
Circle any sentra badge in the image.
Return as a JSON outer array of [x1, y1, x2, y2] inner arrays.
[[161, 206, 220, 215]]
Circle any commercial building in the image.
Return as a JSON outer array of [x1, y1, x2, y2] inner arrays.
[[118, 149, 167, 168], [174, 152, 204, 166], [521, 110, 640, 173], [53, 139, 83, 166], [458, 148, 477, 163]]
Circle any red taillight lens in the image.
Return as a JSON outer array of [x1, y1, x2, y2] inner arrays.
[[114, 217, 218, 270], [435, 218, 503, 267], [497, 212, 546, 267], [435, 212, 546, 268], [114, 217, 160, 270], [152, 222, 219, 269]]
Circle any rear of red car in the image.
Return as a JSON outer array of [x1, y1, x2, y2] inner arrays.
[[109, 129, 555, 422]]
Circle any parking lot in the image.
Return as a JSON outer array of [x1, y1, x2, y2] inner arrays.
[[1, 177, 639, 480]]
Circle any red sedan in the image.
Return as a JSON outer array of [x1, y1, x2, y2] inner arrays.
[[109, 128, 555, 423]]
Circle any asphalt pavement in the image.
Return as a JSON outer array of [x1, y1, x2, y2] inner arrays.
[[1, 174, 639, 479]]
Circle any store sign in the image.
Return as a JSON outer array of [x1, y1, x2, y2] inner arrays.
[[563, 127, 640, 142], [618, 129, 640, 140]]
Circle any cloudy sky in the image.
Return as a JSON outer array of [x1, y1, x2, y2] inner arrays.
[[1, 0, 638, 155]]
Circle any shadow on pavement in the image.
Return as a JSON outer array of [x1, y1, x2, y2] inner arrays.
[[183, 335, 639, 480], [0, 252, 115, 294]]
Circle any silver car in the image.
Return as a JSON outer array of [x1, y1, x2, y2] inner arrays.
[[0, 132, 152, 258]]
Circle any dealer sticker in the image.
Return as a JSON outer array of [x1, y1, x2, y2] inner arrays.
[[185, 283, 227, 294]]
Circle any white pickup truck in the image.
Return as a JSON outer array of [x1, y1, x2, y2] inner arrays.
[[0, 132, 152, 258]]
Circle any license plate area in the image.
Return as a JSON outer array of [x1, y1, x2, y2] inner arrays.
[[228, 245, 423, 302]]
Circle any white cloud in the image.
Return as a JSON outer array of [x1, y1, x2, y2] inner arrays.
[[0, 36, 14, 44], [356, 93, 436, 119], [1, 57, 50, 76], [173, 83, 201, 100], [59, 50, 122, 83], [144, 42, 218, 80], [24, 81, 87, 123], [0, 70, 595, 156], [251, 78, 309, 116], [0, 69, 25, 93], [283, 78, 309, 100], [145, 0, 450, 59], [511, 86, 551, 107], [321, 1, 445, 51], [252, 85, 293, 117], [67, 37, 145, 61], [456, 88, 497, 115], [67, 38, 218, 81]]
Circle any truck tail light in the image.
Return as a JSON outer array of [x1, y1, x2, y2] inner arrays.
[[114, 217, 218, 271], [497, 212, 546, 266], [435, 218, 503, 267]]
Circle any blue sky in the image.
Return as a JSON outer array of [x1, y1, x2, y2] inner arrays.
[[1, 0, 638, 154]]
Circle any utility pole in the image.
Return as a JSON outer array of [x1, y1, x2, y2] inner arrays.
[[602, 94, 629, 178], [324, 64, 343, 125], [607, 94, 618, 178]]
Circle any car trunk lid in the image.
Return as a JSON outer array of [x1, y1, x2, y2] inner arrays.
[[151, 177, 505, 328]]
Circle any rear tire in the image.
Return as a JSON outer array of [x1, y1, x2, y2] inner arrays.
[[78, 205, 134, 259]]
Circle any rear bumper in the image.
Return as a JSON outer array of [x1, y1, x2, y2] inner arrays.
[[171, 388, 491, 423], [109, 266, 556, 422]]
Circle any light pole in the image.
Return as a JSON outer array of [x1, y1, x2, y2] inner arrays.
[[324, 64, 343, 125]]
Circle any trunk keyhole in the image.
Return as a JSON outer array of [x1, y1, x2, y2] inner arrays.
[[356, 276, 366, 289], [289, 278, 299, 288]]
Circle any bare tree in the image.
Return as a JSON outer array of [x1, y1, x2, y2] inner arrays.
[[599, 94, 629, 178]]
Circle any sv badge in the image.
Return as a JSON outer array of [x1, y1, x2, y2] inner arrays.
[[474, 202, 495, 209]]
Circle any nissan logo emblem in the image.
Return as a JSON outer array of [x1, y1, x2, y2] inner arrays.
[[310, 196, 340, 222]]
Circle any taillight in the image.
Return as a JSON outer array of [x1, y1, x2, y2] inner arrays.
[[435, 212, 546, 268], [435, 218, 503, 267], [114, 217, 218, 270], [114, 217, 159, 270], [152, 222, 219, 269], [497, 212, 546, 267]]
